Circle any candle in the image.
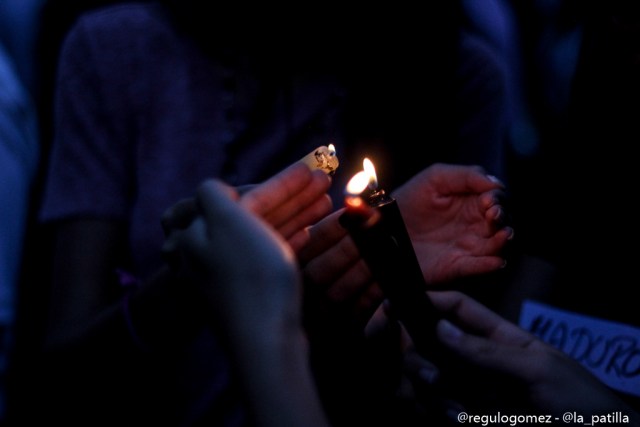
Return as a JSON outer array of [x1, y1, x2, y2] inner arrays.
[[340, 158, 441, 361], [299, 144, 339, 175]]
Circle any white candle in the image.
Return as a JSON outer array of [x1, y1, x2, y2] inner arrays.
[[299, 144, 339, 175]]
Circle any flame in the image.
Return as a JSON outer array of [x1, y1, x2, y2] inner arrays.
[[346, 157, 379, 196], [346, 171, 370, 196], [328, 143, 336, 155], [363, 158, 378, 189]]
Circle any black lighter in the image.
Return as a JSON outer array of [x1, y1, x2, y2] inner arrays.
[[339, 160, 441, 361]]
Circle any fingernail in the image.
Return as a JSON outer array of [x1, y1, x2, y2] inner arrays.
[[438, 319, 463, 343], [500, 259, 508, 269], [507, 227, 515, 240]]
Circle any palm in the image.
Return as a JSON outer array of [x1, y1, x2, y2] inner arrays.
[[393, 164, 510, 285]]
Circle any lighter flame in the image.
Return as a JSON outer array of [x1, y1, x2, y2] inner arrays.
[[363, 158, 378, 189], [346, 171, 370, 196], [346, 157, 380, 195]]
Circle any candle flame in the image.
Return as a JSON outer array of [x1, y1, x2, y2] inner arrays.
[[346, 171, 370, 196], [363, 158, 378, 189]]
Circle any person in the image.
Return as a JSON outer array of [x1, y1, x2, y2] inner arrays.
[[161, 178, 332, 427], [22, 159, 510, 427], [533, 1, 640, 327], [298, 163, 513, 426], [410, 290, 640, 426], [300, 163, 511, 335], [16, 161, 332, 427], [0, 41, 39, 422], [10, 1, 513, 425], [160, 177, 508, 427], [154, 0, 511, 198], [20, 156, 511, 427], [0, 0, 47, 97], [495, 3, 640, 412], [162, 178, 640, 427]]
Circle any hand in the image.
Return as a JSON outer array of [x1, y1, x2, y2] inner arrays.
[[428, 291, 637, 418], [299, 209, 383, 333], [162, 162, 333, 255], [393, 163, 513, 285], [239, 162, 333, 253], [299, 163, 513, 333], [162, 180, 331, 427], [162, 179, 301, 340]]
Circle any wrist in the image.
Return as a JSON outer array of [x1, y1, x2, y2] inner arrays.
[[231, 325, 330, 427]]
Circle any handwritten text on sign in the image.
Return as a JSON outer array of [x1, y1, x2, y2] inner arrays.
[[519, 300, 640, 397]]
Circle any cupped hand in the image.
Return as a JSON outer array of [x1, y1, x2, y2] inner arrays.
[[240, 162, 333, 254], [162, 179, 301, 340], [393, 163, 513, 285]]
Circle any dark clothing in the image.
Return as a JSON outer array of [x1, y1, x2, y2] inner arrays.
[[36, 2, 510, 425]]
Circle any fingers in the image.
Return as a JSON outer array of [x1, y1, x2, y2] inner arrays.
[[194, 179, 298, 277], [427, 163, 504, 195], [261, 171, 332, 228], [240, 166, 332, 249], [298, 209, 349, 264], [435, 318, 539, 380], [480, 187, 507, 209], [275, 194, 333, 240], [445, 256, 506, 279], [287, 228, 311, 254], [402, 346, 440, 385], [418, 227, 511, 283], [472, 226, 514, 255], [480, 188, 511, 234], [161, 198, 197, 236], [161, 180, 239, 235], [302, 234, 362, 287], [240, 163, 330, 221], [485, 205, 504, 227], [449, 224, 511, 259], [162, 213, 212, 274], [239, 162, 311, 214], [196, 179, 244, 225], [324, 259, 373, 301], [162, 180, 238, 268], [428, 291, 535, 346]]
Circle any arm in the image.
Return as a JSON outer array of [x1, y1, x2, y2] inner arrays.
[[428, 290, 640, 421], [299, 163, 512, 332], [41, 162, 333, 425], [163, 179, 330, 427], [44, 219, 200, 356], [46, 159, 333, 354]]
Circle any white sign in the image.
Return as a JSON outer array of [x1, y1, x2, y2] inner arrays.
[[519, 300, 640, 397]]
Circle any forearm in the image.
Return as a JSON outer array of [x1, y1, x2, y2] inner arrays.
[[230, 322, 330, 427]]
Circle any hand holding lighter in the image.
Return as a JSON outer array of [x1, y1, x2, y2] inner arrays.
[[340, 187, 441, 362]]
